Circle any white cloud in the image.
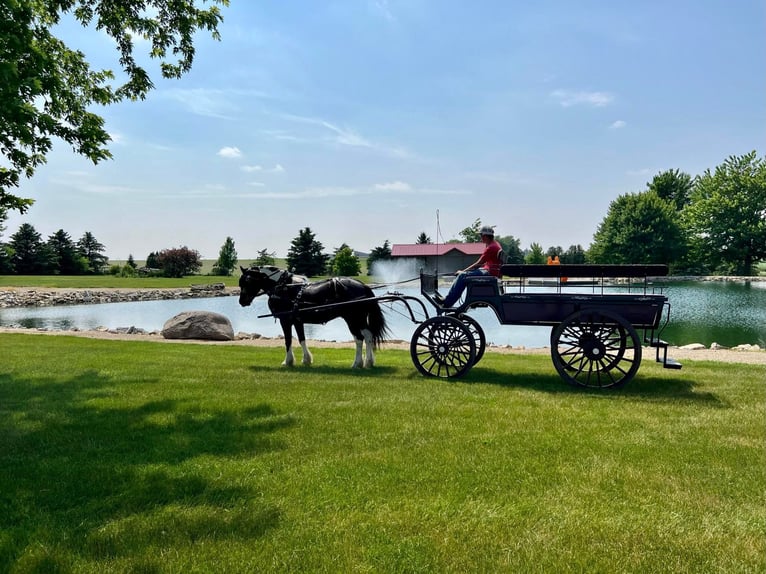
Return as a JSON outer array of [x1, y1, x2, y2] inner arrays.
[[550, 89, 614, 107], [609, 120, 627, 129], [161, 88, 236, 120], [217, 146, 242, 159], [371, 0, 395, 22], [374, 181, 412, 192], [241, 163, 285, 173]]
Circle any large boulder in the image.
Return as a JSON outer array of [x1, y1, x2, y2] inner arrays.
[[161, 311, 234, 341]]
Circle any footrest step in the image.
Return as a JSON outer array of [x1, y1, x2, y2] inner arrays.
[[663, 358, 682, 370], [648, 338, 669, 348]]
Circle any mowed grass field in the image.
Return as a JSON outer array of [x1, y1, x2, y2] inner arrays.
[[1, 334, 764, 573]]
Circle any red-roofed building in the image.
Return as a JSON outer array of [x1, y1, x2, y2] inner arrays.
[[391, 243, 485, 274]]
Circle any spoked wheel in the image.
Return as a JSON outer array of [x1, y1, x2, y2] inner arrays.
[[550, 309, 641, 389], [410, 316, 477, 378], [456, 314, 486, 365]]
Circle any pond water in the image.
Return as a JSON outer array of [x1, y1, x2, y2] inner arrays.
[[0, 281, 764, 348]]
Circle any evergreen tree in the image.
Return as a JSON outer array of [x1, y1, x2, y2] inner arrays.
[[329, 244, 361, 276], [0, 209, 11, 273], [77, 231, 109, 274], [286, 227, 329, 276], [47, 229, 88, 274], [212, 236, 238, 276], [9, 223, 52, 274], [254, 249, 276, 267], [415, 232, 431, 244], [127, 254, 137, 269], [146, 252, 159, 269], [366, 240, 392, 276]]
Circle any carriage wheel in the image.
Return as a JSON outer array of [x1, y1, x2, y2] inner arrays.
[[550, 309, 641, 389], [410, 316, 476, 378], [457, 314, 486, 365]]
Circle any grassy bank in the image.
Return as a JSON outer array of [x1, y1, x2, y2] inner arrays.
[[1, 334, 764, 572]]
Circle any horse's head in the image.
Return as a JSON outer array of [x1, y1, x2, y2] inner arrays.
[[238, 266, 285, 306]]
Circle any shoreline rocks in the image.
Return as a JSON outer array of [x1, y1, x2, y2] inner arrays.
[[0, 284, 236, 308]]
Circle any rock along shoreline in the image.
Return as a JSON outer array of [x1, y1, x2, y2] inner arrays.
[[0, 283, 236, 308]]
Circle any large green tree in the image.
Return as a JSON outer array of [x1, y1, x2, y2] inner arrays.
[[682, 152, 766, 275], [589, 191, 686, 265], [0, 0, 228, 213], [0, 208, 13, 272], [525, 242, 546, 264], [647, 169, 694, 211], [286, 228, 329, 277]]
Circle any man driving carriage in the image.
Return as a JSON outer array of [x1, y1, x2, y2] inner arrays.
[[439, 225, 503, 308]]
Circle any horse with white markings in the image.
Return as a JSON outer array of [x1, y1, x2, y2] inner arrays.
[[238, 266, 389, 368]]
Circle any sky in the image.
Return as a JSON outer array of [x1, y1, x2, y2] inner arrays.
[[5, 0, 766, 260]]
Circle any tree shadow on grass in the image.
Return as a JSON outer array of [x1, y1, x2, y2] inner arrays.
[[438, 367, 726, 405], [0, 369, 293, 570]]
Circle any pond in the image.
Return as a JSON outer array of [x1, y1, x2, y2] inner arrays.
[[1, 280, 764, 348]]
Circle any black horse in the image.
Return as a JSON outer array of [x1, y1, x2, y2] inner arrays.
[[238, 266, 389, 368]]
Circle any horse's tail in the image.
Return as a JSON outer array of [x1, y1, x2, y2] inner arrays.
[[367, 301, 390, 348]]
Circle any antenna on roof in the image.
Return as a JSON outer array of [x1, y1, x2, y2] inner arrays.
[[435, 209, 440, 276]]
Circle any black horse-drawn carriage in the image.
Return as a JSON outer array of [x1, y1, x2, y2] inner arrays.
[[412, 264, 681, 388], [239, 264, 681, 389]]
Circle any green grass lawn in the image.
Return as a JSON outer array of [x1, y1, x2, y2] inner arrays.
[[1, 335, 764, 573]]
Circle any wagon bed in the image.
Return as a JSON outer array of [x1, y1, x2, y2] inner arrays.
[[412, 264, 681, 388]]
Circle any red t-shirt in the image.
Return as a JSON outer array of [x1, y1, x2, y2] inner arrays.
[[480, 241, 503, 277]]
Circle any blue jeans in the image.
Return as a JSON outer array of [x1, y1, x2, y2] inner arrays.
[[443, 269, 489, 307]]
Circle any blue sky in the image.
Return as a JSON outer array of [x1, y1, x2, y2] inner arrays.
[[6, 0, 765, 259]]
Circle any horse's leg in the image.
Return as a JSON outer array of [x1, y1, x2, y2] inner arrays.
[[279, 318, 295, 367], [362, 328, 375, 367], [345, 319, 365, 368], [294, 322, 313, 365]]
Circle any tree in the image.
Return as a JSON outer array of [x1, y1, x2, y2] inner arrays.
[[458, 219, 483, 243], [155, 246, 202, 278], [47, 229, 87, 274], [561, 244, 587, 264], [76, 231, 108, 274], [126, 254, 137, 269], [254, 249, 276, 267], [588, 191, 685, 265], [647, 169, 694, 211], [546, 246, 564, 259], [9, 223, 54, 274], [525, 242, 546, 264], [146, 252, 159, 269], [329, 244, 361, 276], [212, 236, 238, 276], [1, 0, 228, 213], [415, 232, 431, 244], [496, 235, 524, 264], [286, 227, 328, 277], [682, 152, 766, 275], [366, 240, 392, 276], [0, 209, 11, 273]]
